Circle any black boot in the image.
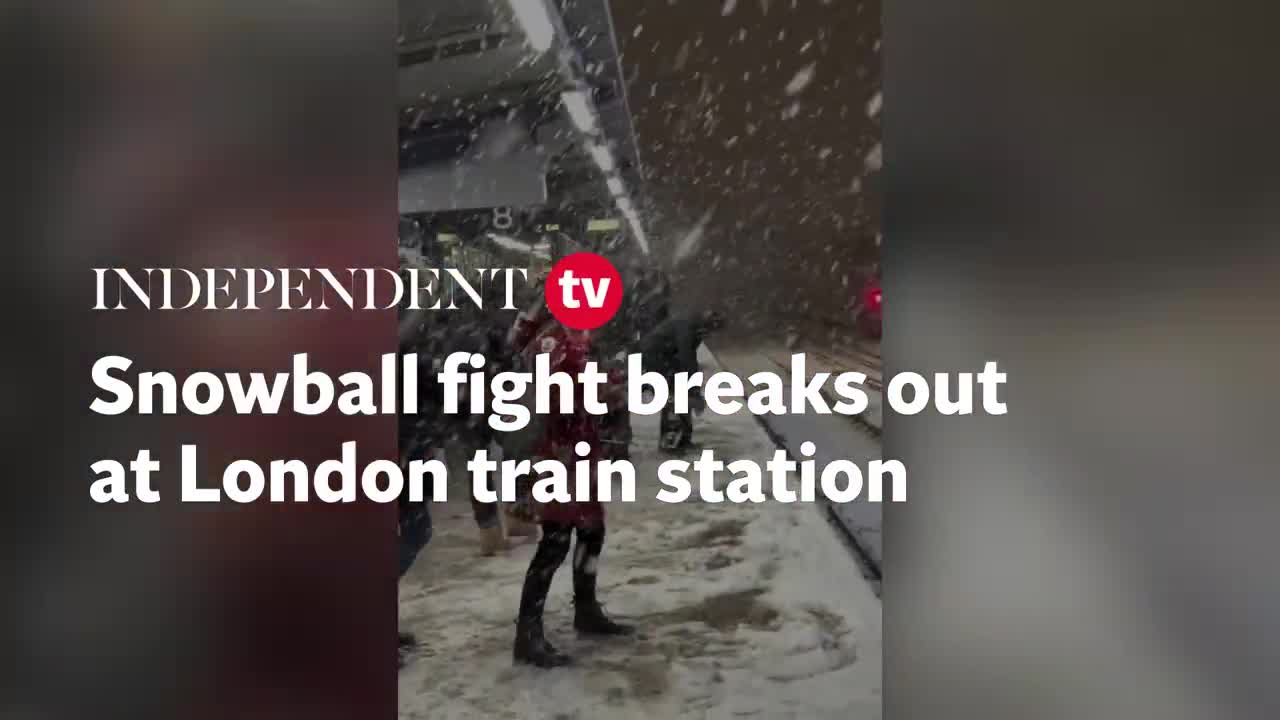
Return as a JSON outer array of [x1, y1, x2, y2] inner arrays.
[[397, 632, 415, 670], [513, 616, 573, 668], [572, 527, 635, 637], [513, 524, 574, 668], [398, 631, 417, 649], [574, 600, 635, 636]]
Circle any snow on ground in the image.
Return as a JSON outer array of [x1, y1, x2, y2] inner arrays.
[[711, 345, 884, 575], [397, 352, 882, 720]]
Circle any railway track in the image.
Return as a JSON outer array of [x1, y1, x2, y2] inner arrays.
[[813, 344, 883, 392], [761, 340, 883, 437], [766, 342, 882, 388], [732, 392, 883, 592], [711, 342, 884, 586]]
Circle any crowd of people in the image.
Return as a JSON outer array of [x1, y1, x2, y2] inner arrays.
[[395, 246, 725, 669]]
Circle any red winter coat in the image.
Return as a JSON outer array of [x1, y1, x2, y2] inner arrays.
[[522, 324, 606, 528]]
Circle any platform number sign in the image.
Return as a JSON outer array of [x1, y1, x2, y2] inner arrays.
[[492, 206, 515, 231]]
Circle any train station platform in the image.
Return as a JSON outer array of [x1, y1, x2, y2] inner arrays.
[[396, 349, 882, 720], [711, 342, 886, 578]]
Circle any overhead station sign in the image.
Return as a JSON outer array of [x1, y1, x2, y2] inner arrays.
[[405, 208, 624, 244]]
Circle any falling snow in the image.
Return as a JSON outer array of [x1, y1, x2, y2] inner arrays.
[[784, 63, 817, 95], [866, 90, 882, 119], [399, 0, 884, 413], [864, 142, 883, 171], [673, 40, 691, 71], [674, 207, 716, 265], [394, 21, 888, 717]]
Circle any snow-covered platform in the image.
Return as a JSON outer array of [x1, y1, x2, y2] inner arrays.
[[710, 344, 885, 576], [397, 356, 882, 719]]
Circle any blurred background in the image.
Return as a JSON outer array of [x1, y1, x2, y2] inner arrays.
[[7, 3, 396, 719], [15, 0, 1280, 719], [886, 2, 1280, 719]]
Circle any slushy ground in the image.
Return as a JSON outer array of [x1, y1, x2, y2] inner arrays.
[[397, 357, 882, 720]]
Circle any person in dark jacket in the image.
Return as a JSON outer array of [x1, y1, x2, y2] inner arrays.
[[396, 265, 436, 666], [631, 268, 672, 342], [397, 362, 435, 667], [638, 309, 726, 452], [438, 318, 513, 555]]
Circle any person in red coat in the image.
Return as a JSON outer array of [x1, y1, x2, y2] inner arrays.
[[510, 320, 635, 668]]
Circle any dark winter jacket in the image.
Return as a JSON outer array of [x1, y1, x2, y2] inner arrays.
[[638, 312, 706, 377], [631, 271, 671, 340]]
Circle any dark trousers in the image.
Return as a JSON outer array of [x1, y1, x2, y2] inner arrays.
[[659, 398, 694, 449], [598, 407, 633, 460], [517, 522, 606, 621], [471, 497, 501, 529], [398, 500, 432, 579], [469, 455, 501, 530]]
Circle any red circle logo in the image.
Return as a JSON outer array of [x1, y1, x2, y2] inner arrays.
[[544, 252, 624, 330]]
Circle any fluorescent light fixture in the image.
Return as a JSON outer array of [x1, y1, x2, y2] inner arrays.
[[606, 177, 624, 196], [561, 91, 597, 133], [587, 218, 622, 232], [507, 0, 554, 53], [589, 144, 615, 173]]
